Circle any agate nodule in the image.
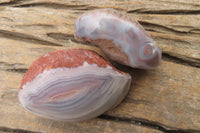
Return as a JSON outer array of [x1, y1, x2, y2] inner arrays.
[[75, 9, 161, 69], [19, 49, 131, 121]]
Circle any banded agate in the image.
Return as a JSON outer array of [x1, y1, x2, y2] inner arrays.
[[74, 8, 161, 69], [19, 49, 131, 121]]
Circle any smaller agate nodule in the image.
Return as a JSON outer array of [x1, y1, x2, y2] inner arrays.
[[19, 49, 131, 121], [75, 8, 161, 69]]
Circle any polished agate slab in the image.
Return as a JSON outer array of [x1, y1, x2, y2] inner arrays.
[[75, 8, 161, 69], [19, 49, 131, 121]]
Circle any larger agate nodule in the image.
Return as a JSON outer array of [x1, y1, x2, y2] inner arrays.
[[19, 49, 131, 121]]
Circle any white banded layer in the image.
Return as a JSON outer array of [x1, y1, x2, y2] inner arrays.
[[19, 62, 131, 121]]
